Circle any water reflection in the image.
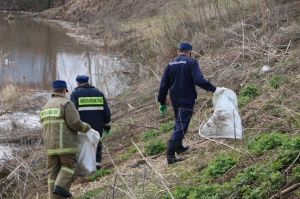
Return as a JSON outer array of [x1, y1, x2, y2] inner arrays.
[[0, 12, 131, 98]]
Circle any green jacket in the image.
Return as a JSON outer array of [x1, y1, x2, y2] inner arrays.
[[40, 93, 91, 155]]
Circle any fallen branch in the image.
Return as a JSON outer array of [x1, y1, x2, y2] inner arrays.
[[283, 151, 300, 175], [269, 183, 300, 199]]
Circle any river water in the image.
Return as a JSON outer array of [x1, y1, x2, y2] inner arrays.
[[0, 12, 134, 160], [0, 12, 132, 98]]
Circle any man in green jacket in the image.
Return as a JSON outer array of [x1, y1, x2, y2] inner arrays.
[[40, 80, 91, 198]]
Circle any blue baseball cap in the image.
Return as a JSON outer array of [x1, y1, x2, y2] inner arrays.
[[52, 80, 68, 92], [178, 42, 193, 50], [76, 75, 89, 83]]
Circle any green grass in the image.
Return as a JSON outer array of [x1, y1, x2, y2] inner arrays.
[[269, 75, 288, 89], [140, 120, 174, 141], [118, 145, 137, 159], [87, 169, 111, 182], [237, 83, 261, 107], [79, 188, 103, 199], [144, 138, 166, 156]]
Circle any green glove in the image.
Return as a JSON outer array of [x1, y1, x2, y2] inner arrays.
[[159, 105, 167, 116], [104, 129, 110, 136]]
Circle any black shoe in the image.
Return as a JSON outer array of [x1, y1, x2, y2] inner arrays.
[[173, 140, 190, 155], [96, 166, 101, 170], [166, 140, 184, 164], [167, 156, 183, 164], [176, 145, 190, 155], [53, 185, 72, 198]]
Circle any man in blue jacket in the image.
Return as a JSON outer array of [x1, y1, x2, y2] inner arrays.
[[70, 75, 111, 170], [158, 42, 224, 164]]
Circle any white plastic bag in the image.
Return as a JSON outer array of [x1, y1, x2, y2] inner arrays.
[[76, 128, 100, 175], [199, 88, 242, 139]]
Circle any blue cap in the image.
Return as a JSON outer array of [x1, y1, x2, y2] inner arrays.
[[178, 42, 192, 50], [52, 80, 68, 92], [76, 75, 89, 83]]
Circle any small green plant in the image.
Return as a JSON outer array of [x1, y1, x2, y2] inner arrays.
[[159, 120, 174, 132], [239, 83, 261, 98], [237, 96, 251, 108], [79, 188, 103, 199], [87, 168, 111, 181], [269, 75, 287, 89], [187, 184, 220, 199], [118, 146, 137, 159], [161, 186, 194, 199], [237, 84, 261, 107], [140, 121, 174, 141], [248, 131, 288, 155], [141, 129, 160, 141], [144, 138, 166, 156], [203, 154, 237, 177], [292, 165, 300, 183]]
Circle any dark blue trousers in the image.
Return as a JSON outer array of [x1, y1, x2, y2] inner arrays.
[[96, 141, 102, 169], [170, 95, 195, 141]]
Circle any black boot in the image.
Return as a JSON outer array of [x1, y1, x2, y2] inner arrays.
[[166, 140, 183, 164], [53, 185, 72, 198], [175, 140, 190, 155]]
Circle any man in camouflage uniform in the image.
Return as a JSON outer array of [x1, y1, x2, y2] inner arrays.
[[40, 80, 91, 198]]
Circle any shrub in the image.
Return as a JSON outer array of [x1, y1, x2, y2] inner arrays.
[[144, 138, 166, 156], [118, 146, 137, 159], [79, 188, 103, 199], [269, 75, 287, 89], [187, 184, 220, 199], [140, 121, 174, 141], [87, 168, 111, 181], [237, 84, 261, 107], [239, 83, 261, 98], [203, 154, 237, 177], [248, 131, 288, 155], [161, 186, 194, 199], [141, 129, 160, 141], [159, 120, 174, 132]]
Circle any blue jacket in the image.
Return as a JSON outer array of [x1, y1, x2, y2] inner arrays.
[[70, 84, 111, 134], [158, 54, 216, 105]]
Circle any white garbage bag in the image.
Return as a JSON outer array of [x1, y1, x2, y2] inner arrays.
[[199, 88, 242, 139], [76, 128, 100, 175]]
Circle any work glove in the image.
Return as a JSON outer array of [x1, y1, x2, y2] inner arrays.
[[159, 105, 167, 116], [214, 87, 226, 95], [104, 129, 110, 136]]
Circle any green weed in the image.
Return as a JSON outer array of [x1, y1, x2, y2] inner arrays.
[[159, 120, 174, 132], [239, 83, 261, 98], [87, 169, 111, 182], [203, 154, 237, 177], [237, 83, 261, 107], [79, 188, 103, 199], [141, 129, 160, 141], [118, 146, 137, 159], [144, 138, 166, 156], [140, 120, 174, 141], [247, 131, 288, 155], [269, 75, 288, 89], [237, 96, 251, 108]]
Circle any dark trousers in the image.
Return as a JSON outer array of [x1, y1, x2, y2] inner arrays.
[[170, 96, 195, 141], [96, 141, 102, 168], [47, 154, 77, 199]]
